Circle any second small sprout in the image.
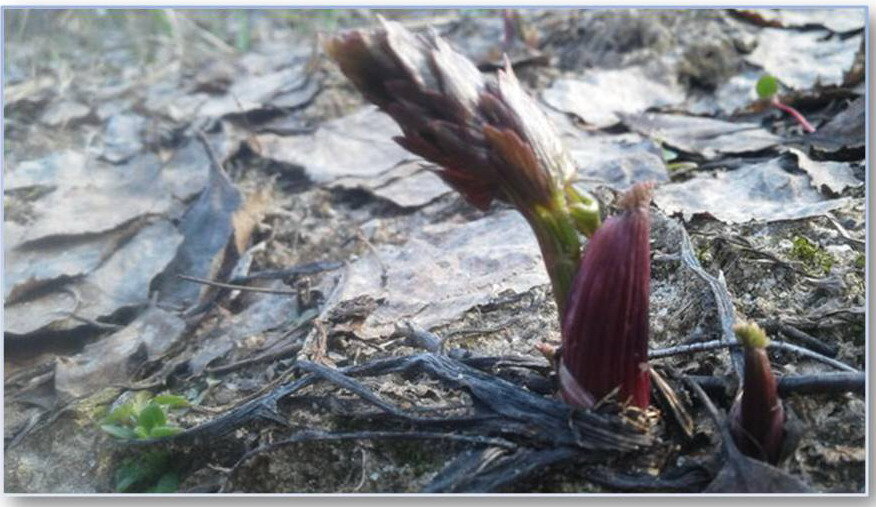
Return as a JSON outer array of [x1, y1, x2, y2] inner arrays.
[[756, 74, 816, 134]]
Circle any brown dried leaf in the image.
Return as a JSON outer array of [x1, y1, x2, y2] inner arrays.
[[40, 100, 92, 127], [54, 307, 186, 399], [252, 107, 412, 183], [329, 209, 547, 339], [746, 29, 862, 90], [543, 67, 685, 128], [736, 8, 865, 33], [331, 161, 451, 209], [654, 157, 852, 223], [621, 112, 781, 160], [5, 220, 183, 335], [787, 148, 861, 196], [153, 144, 265, 310], [7, 152, 183, 246], [4, 219, 145, 303]]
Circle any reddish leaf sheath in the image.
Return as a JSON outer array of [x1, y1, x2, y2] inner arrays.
[[730, 323, 786, 465], [559, 183, 653, 409]]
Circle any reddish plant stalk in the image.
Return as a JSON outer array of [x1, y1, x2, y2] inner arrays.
[[559, 183, 653, 409], [730, 323, 786, 465], [771, 96, 816, 133]]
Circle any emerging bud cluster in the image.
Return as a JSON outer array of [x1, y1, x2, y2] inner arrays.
[[327, 17, 599, 313], [330, 24, 801, 472], [331, 20, 784, 435], [326, 17, 584, 214]]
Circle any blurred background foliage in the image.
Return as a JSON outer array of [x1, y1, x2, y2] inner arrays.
[[3, 8, 484, 84]]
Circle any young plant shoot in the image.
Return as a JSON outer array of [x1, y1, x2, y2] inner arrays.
[[560, 183, 653, 410], [326, 17, 600, 315], [756, 74, 816, 134], [729, 322, 786, 465], [330, 19, 655, 413]]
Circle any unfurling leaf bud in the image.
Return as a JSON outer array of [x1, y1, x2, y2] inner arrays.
[[559, 183, 653, 409], [327, 17, 601, 312], [326, 17, 573, 213], [566, 185, 601, 238], [730, 322, 786, 465]]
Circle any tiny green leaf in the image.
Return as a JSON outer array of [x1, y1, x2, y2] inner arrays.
[[734, 322, 770, 349], [103, 404, 135, 425], [131, 391, 153, 415], [137, 403, 167, 432], [666, 161, 698, 173], [100, 424, 138, 440], [149, 425, 183, 438], [153, 394, 190, 408], [569, 202, 601, 238], [562, 185, 602, 238], [134, 426, 150, 440], [756, 74, 778, 99]]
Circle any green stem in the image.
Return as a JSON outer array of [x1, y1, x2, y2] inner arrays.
[[528, 207, 584, 318]]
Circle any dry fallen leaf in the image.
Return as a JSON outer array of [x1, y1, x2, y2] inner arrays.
[[654, 157, 852, 223], [331, 161, 451, 209], [329, 209, 548, 339], [54, 306, 187, 399], [620, 112, 781, 160], [153, 145, 243, 309], [543, 66, 685, 128], [787, 148, 862, 196], [5, 219, 183, 335], [252, 107, 414, 183], [746, 29, 862, 90]]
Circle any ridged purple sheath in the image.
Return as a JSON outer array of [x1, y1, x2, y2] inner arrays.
[[559, 183, 652, 409], [729, 323, 785, 464]]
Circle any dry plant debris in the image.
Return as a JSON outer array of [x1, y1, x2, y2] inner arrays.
[[3, 8, 866, 494]]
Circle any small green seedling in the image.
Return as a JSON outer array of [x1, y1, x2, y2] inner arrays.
[[100, 392, 190, 493], [755, 74, 779, 99], [660, 144, 698, 174], [756, 74, 816, 133], [100, 391, 189, 441], [789, 235, 834, 274]]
